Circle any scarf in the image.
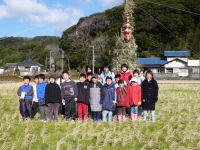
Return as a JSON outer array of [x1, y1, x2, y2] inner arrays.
[[117, 87, 126, 102]]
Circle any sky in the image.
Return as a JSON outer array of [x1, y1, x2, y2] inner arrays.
[[0, 0, 123, 38]]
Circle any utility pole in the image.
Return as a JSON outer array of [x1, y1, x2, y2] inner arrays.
[[89, 46, 95, 74], [61, 50, 65, 72], [49, 50, 52, 70]]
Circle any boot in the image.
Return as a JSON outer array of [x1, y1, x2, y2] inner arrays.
[[134, 114, 138, 120], [118, 115, 122, 123], [122, 115, 126, 122], [131, 113, 134, 121]]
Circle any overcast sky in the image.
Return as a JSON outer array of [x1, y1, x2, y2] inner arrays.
[[0, 0, 123, 37]]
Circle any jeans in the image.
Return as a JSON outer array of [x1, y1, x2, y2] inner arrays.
[[102, 110, 113, 122], [20, 100, 32, 118], [39, 105, 49, 121], [131, 106, 138, 114], [93, 112, 101, 122], [143, 110, 155, 121], [48, 103, 59, 121]]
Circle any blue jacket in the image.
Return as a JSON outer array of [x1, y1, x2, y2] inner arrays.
[[17, 85, 33, 100], [100, 71, 115, 85], [37, 81, 48, 105], [101, 83, 115, 111]]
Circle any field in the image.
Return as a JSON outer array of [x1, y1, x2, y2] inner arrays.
[[0, 82, 200, 150]]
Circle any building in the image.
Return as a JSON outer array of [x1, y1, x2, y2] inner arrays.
[[137, 50, 200, 78], [5, 60, 43, 76]]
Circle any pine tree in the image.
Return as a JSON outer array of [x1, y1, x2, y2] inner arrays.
[[112, 0, 138, 72]]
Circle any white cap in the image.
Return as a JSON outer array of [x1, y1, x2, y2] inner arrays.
[[130, 77, 138, 83]]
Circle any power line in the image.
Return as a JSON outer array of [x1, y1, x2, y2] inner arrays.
[[137, 6, 171, 32], [141, 0, 200, 16]]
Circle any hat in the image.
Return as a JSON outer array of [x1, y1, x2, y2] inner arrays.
[[92, 74, 98, 79], [130, 77, 138, 83], [49, 74, 56, 80]]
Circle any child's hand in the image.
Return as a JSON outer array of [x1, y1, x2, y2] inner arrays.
[[143, 99, 145, 102], [74, 98, 78, 101], [62, 99, 65, 103]]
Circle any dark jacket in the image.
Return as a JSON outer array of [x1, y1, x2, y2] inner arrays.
[[141, 78, 158, 110], [77, 81, 90, 105], [89, 81, 105, 111], [61, 80, 78, 99], [101, 83, 115, 111], [45, 82, 62, 104]]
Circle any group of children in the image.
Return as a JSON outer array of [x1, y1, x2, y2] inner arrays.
[[17, 64, 159, 123]]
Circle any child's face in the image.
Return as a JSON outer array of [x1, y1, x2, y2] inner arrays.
[[38, 78, 44, 83], [63, 73, 70, 81], [122, 67, 127, 72], [143, 71, 147, 77], [87, 68, 92, 73], [87, 75, 92, 81], [119, 83, 124, 88], [147, 73, 152, 81], [24, 79, 30, 85], [106, 79, 112, 85], [92, 78, 98, 83], [133, 73, 139, 78], [50, 78, 55, 83], [104, 67, 109, 73], [80, 77, 86, 82], [115, 78, 120, 83], [34, 78, 39, 84]]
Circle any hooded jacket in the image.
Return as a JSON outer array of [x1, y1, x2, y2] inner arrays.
[[117, 70, 132, 85], [45, 82, 62, 104], [100, 83, 115, 111], [116, 87, 129, 107], [77, 81, 90, 105], [128, 83, 142, 106], [89, 81, 105, 112]]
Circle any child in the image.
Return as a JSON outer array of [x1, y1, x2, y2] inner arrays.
[[77, 73, 90, 121], [45, 74, 61, 121], [141, 70, 158, 122], [17, 76, 33, 121], [101, 76, 115, 122], [57, 70, 67, 117], [37, 74, 48, 122], [115, 74, 127, 88], [31, 75, 39, 119], [61, 71, 78, 122], [85, 66, 92, 80], [89, 74, 105, 122], [128, 77, 142, 121], [116, 80, 129, 122], [129, 69, 143, 85], [100, 64, 115, 85], [118, 64, 132, 85], [86, 72, 93, 84]]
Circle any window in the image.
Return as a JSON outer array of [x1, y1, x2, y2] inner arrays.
[[193, 68, 199, 73], [166, 68, 173, 73]]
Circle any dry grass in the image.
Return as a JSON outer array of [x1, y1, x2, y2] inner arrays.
[[0, 82, 200, 150]]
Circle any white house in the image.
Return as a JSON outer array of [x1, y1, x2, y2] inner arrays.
[[137, 50, 200, 78]]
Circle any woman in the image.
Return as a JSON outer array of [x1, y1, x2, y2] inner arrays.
[[141, 70, 158, 122]]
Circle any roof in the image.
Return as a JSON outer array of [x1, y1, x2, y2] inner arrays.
[[18, 60, 43, 67], [137, 58, 167, 65], [164, 51, 190, 57], [164, 58, 187, 65], [5, 63, 18, 67]]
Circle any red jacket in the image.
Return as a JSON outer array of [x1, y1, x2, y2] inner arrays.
[[118, 71, 132, 85], [116, 87, 129, 107], [128, 84, 142, 106]]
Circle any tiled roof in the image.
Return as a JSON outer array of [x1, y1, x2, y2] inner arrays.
[[18, 60, 43, 67], [164, 51, 190, 57]]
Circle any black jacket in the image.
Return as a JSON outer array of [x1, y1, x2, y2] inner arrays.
[[141, 78, 158, 110], [45, 82, 62, 104], [77, 81, 90, 105]]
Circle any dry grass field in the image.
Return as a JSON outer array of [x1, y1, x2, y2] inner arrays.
[[0, 82, 200, 150]]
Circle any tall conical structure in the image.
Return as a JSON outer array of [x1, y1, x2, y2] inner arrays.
[[112, 0, 138, 72]]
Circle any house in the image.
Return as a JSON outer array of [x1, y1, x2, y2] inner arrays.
[[5, 60, 43, 76], [18, 60, 43, 76], [137, 50, 200, 78]]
